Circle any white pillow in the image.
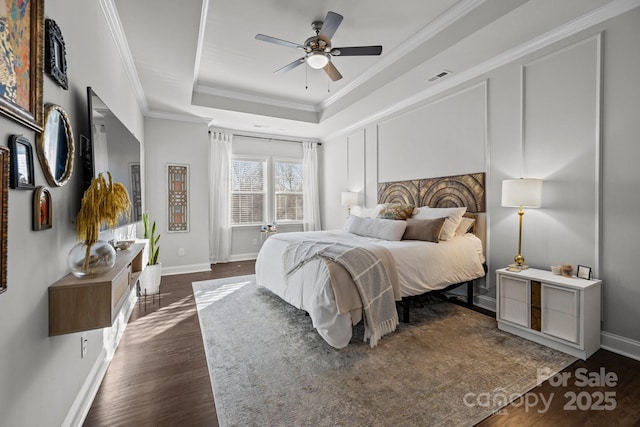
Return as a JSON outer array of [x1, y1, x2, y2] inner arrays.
[[350, 204, 385, 218], [344, 215, 407, 241], [412, 207, 467, 241]]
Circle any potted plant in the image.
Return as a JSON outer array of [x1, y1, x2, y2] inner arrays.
[[68, 172, 131, 277], [141, 212, 161, 294]]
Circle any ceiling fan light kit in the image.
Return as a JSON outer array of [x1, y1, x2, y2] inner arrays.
[[255, 11, 382, 81], [306, 52, 329, 69]]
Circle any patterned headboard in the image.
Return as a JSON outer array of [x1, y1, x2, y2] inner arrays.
[[377, 172, 485, 212], [377, 173, 486, 252]]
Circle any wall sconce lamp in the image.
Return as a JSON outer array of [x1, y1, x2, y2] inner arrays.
[[341, 191, 359, 215], [501, 178, 543, 272]]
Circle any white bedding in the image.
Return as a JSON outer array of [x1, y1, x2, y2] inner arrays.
[[255, 230, 485, 348]]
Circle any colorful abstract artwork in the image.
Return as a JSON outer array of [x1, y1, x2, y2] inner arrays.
[[0, 0, 43, 131], [167, 164, 189, 232]]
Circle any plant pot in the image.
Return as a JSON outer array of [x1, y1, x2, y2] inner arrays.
[[68, 240, 116, 278], [141, 263, 162, 295]]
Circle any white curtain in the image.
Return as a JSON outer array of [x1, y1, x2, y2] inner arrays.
[[302, 142, 321, 231], [209, 131, 233, 263]]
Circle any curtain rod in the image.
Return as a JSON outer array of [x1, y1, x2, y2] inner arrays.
[[208, 130, 321, 145]]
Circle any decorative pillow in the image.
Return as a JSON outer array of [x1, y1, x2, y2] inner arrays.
[[344, 215, 407, 241], [402, 218, 446, 243], [412, 206, 467, 241], [455, 217, 476, 235], [377, 203, 416, 220]]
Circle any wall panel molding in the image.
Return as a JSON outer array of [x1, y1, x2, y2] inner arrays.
[[520, 34, 601, 275]]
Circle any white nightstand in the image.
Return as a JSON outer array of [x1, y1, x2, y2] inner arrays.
[[496, 267, 602, 360]]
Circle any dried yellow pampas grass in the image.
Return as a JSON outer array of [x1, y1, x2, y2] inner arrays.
[[77, 172, 131, 244]]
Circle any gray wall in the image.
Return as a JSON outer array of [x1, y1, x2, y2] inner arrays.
[[0, 1, 144, 426], [143, 123, 307, 271], [144, 117, 211, 274], [321, 9, 640, 355]]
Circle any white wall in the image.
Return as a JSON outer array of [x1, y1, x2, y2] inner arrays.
[[0, 1, 144, 426], [320, 8, 640, 356], [144, 117, 211, 275]]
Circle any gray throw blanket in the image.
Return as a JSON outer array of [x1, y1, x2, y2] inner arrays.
[[283, 240, 399, 347]]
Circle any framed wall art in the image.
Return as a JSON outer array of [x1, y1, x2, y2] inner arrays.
[[33, 186, 52, 231], [167, 164, 189, 232], [0, 0, 45, 132], [9, 135, 35, 189], [44, 18, 68, 90], [0, 147, 8, 294]]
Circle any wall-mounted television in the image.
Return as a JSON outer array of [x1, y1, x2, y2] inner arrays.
[[85, 86, 142, 227]]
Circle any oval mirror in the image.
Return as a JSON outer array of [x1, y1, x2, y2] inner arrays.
[[36, 104, 75, 187]]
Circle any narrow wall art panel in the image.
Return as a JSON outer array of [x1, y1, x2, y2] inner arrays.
[[167, 164, 189, 232]]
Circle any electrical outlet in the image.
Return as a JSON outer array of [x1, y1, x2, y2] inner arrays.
[[252, 238, 258, 245], [178, 248, 185, 256], [81, 334, 88, 359]]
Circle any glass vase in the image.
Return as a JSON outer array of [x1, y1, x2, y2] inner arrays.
[[68, 240, 116, 278]]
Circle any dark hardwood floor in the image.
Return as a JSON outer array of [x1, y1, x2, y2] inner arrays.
[[84, 261, 640, 426], [83, 261, 255, 427]]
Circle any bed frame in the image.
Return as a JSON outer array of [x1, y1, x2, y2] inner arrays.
[[377, 172, 487, 322]]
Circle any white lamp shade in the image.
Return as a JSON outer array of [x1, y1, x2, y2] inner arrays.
[[501, 178, 543, 208], [307, 52, 329, 69], [341, 191, 359, 207]]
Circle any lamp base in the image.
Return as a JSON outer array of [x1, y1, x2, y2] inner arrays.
[[507, 263, 529, 272]]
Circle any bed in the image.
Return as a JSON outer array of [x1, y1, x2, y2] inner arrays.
[[255, 173, 487, 349]]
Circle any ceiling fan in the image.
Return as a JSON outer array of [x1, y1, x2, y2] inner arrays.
[[255, 11, 382, 82]]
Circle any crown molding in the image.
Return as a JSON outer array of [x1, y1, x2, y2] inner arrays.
[[98, 0, 148, 113], [192, 0, 211, 88], [191, 0, 484, 118], [145, 109, 212, 125], [193, 85, 319, 113], [319, 0, 486, 111], [322, 0, 640, 141]]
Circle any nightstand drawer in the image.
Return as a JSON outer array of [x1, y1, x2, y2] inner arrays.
[[543, 309, 579, 344], [500, 276, 528, 301], [543, 284, 578, 316]]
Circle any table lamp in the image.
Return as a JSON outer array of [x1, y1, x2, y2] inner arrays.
[[341, 191, 358, 216], [501, 178, 543, 271]]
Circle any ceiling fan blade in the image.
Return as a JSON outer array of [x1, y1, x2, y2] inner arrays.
[[318, 11, 343, 42], [255, 34, 302, 50], [331, 46, 383, 56], [323, 62, 343, 81], [274, 58, 305, 74]]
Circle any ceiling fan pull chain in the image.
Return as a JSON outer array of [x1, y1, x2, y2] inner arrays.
[[305, 66, 308, 90], [327, 76, 330, 93]]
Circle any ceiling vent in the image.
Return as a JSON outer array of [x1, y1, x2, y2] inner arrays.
[[427, 70, 452, 82]]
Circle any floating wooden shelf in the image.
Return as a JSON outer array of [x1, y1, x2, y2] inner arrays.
[[49, 243, 145, 336]]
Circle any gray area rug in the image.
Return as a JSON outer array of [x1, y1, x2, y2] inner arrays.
[[193, 275, 576, 427]]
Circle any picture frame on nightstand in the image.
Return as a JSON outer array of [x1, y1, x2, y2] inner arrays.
[[577, 265, 592, 280]]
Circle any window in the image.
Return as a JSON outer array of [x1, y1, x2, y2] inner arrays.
[[274, 161, 303, 222], [229, 156, 304, 226], [230, 159, 265, 225]]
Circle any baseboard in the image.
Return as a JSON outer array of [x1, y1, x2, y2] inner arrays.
[[228, 252, 258, 262], [62, 346, 110, 427], [601, 331, 640, 362], [474, 294, 496, 313], [161, 263, 211, 276], [62, 288, 138, 427]]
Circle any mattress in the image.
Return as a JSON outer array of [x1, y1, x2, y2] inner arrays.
[[255, 230, 485, 348]]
